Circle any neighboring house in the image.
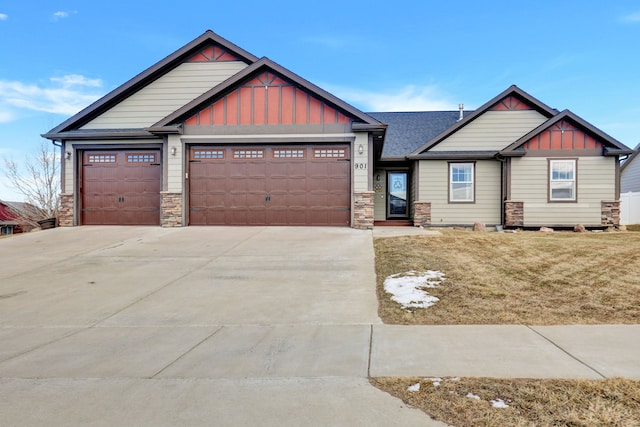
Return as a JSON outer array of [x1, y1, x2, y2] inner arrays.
[[621, 143, 640, 193], [43, 30, 634, 229], [0, 201, 41, 235]]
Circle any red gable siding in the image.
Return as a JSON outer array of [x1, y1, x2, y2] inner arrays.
[[490, 95, 535, 111], [522, 119, 603, 151], [187, 43, 242, 62], [184, 71, 352, 127]]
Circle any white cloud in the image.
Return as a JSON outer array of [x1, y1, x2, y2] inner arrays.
[[0, 75, 104, 117], [620, 11, 640, 23], [325, 83, 455, 112], [0, 13, 8, 20], [51, 11, 76, 22]]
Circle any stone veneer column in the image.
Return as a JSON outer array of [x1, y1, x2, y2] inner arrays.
[[413, 201, 431, 227], [353, 191, 374, 229], [161, 192, 183, 227], [601, 200, 621, 227], [57, 193, 74, 227], [504, 200, 524, 227]]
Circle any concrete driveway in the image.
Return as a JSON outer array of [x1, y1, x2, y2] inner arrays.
[[0, 227, 443, 426]]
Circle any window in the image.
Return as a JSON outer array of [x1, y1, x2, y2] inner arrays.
[[449, 163, 474, 202], [549, 159, 576, 201]]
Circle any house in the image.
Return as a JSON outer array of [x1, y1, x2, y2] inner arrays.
[[0, 201, 42, 235], [43, 30, 634, 229], [621, 143, 640, 193]]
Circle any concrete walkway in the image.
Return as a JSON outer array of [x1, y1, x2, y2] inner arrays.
[[0, 227, 638, 426]]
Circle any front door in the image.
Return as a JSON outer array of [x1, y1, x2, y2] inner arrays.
[[387, 171, 408, 218]]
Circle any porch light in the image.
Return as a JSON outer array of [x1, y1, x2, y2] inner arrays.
[[358, 144, 364, 155], [170, 146, 177, 156], [65, 151, 71, 160]]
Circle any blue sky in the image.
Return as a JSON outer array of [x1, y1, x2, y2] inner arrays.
[[1, 1, 640, 200]]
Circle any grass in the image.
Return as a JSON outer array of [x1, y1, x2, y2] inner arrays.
[[374, 229, 640, 325], [373, 228, 640, 425], [371, 377, 640, 427]]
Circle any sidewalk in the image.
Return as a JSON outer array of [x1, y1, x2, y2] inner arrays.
[[370, 324, 640, 379]]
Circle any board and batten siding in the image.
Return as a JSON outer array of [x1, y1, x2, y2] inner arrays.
[[81, 62, 249, 129], [353, 132, 369, 192], [510, 156, 616, 226], [430, 110, 547, 152], [621, 155, 640, 193], [418, 159, 501, 225]]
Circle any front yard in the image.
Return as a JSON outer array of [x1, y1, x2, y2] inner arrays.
[[375, 229, 640, 325], [373, 229, 640, 426]]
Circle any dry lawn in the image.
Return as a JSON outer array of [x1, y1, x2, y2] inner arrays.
[[375, 230, 640, 325], [371, 377, 640, 427]]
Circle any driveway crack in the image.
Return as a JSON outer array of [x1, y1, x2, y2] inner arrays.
[[150, 326, 224, 378]]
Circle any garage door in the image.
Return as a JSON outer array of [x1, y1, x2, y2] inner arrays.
[[81, 150, 161, 225], [188, 145, 350, 226]]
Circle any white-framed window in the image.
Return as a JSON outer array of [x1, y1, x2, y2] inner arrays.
[[549, 159, 576, 201], [449, 162, 474, 202]]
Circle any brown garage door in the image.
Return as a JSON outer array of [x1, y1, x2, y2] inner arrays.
[[81, 150, 161, 225], [189, 145, 350, 226]]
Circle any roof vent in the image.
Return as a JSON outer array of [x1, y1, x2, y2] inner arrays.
[[458, 103, 464, 121]]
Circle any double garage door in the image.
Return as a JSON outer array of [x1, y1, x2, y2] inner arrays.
[[188, 145, 351, 226], [80, 145, 351, 226]]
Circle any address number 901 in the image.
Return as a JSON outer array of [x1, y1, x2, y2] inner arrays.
[[354, 163, 367, 170]]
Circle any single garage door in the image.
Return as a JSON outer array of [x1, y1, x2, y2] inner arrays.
[[81, 150, 161, 225], [189, 145, 350, 226]]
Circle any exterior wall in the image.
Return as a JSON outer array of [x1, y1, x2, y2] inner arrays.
[[621, 155, 640, 192], [352, 132, 369, 192], [58, 193, 74, 227], [510, 156, 616, 226], [81, 62, 248, 129], [167, 134, 184, 193], [161, 192, 183, 227], [353, 191, 374, 229], [430, 110, 547, 152], [418, 159, 502, 225]]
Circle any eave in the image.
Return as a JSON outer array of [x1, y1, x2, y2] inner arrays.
[[408, 151, 499, 160], [41, 129, 159, 141]]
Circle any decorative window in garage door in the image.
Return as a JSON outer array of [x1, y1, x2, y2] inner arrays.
[[233, 149, 264, 159], [273, 148, 306, 159], [313, 148, 347, 158], [88, 154, 116, 163], [193, 149, 225, 160], [127, 153, 157, 163]]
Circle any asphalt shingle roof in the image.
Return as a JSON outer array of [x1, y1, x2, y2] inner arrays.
[[367, 111, 472, 159]]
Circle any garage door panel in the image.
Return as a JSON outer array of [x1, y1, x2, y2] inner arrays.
[[189, 145, 350, 226], [81, 150, 160, 225]]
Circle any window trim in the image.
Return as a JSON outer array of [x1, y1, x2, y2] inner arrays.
[[448, 161, 475, 203], [548, 158, 577, 202]]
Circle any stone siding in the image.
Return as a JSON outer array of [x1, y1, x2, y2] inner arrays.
[[413, 201, 431, 227], [353, 191, 374, 229], [505, 200, 524, 227], [58, 193, 74, 227], [161, 192, 183, 227], [601, 200, 620, 227]]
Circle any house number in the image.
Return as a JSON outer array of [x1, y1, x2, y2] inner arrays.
[[354, 163, 367, 170]]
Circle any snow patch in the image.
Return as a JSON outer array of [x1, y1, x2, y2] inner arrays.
[[407, 383, 421, 392], [466, 392, 481, 400], [491, 398, 509, 408], [383, 270, 446, 310]]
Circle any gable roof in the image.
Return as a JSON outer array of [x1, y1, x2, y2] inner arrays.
[[500, 109, 634, 157], [621, 142, 640, 172], [367, 111, 468, 159], [43, 30, 259, 139], [408, 85, 559, 156], [149, 57, 384, 130]]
